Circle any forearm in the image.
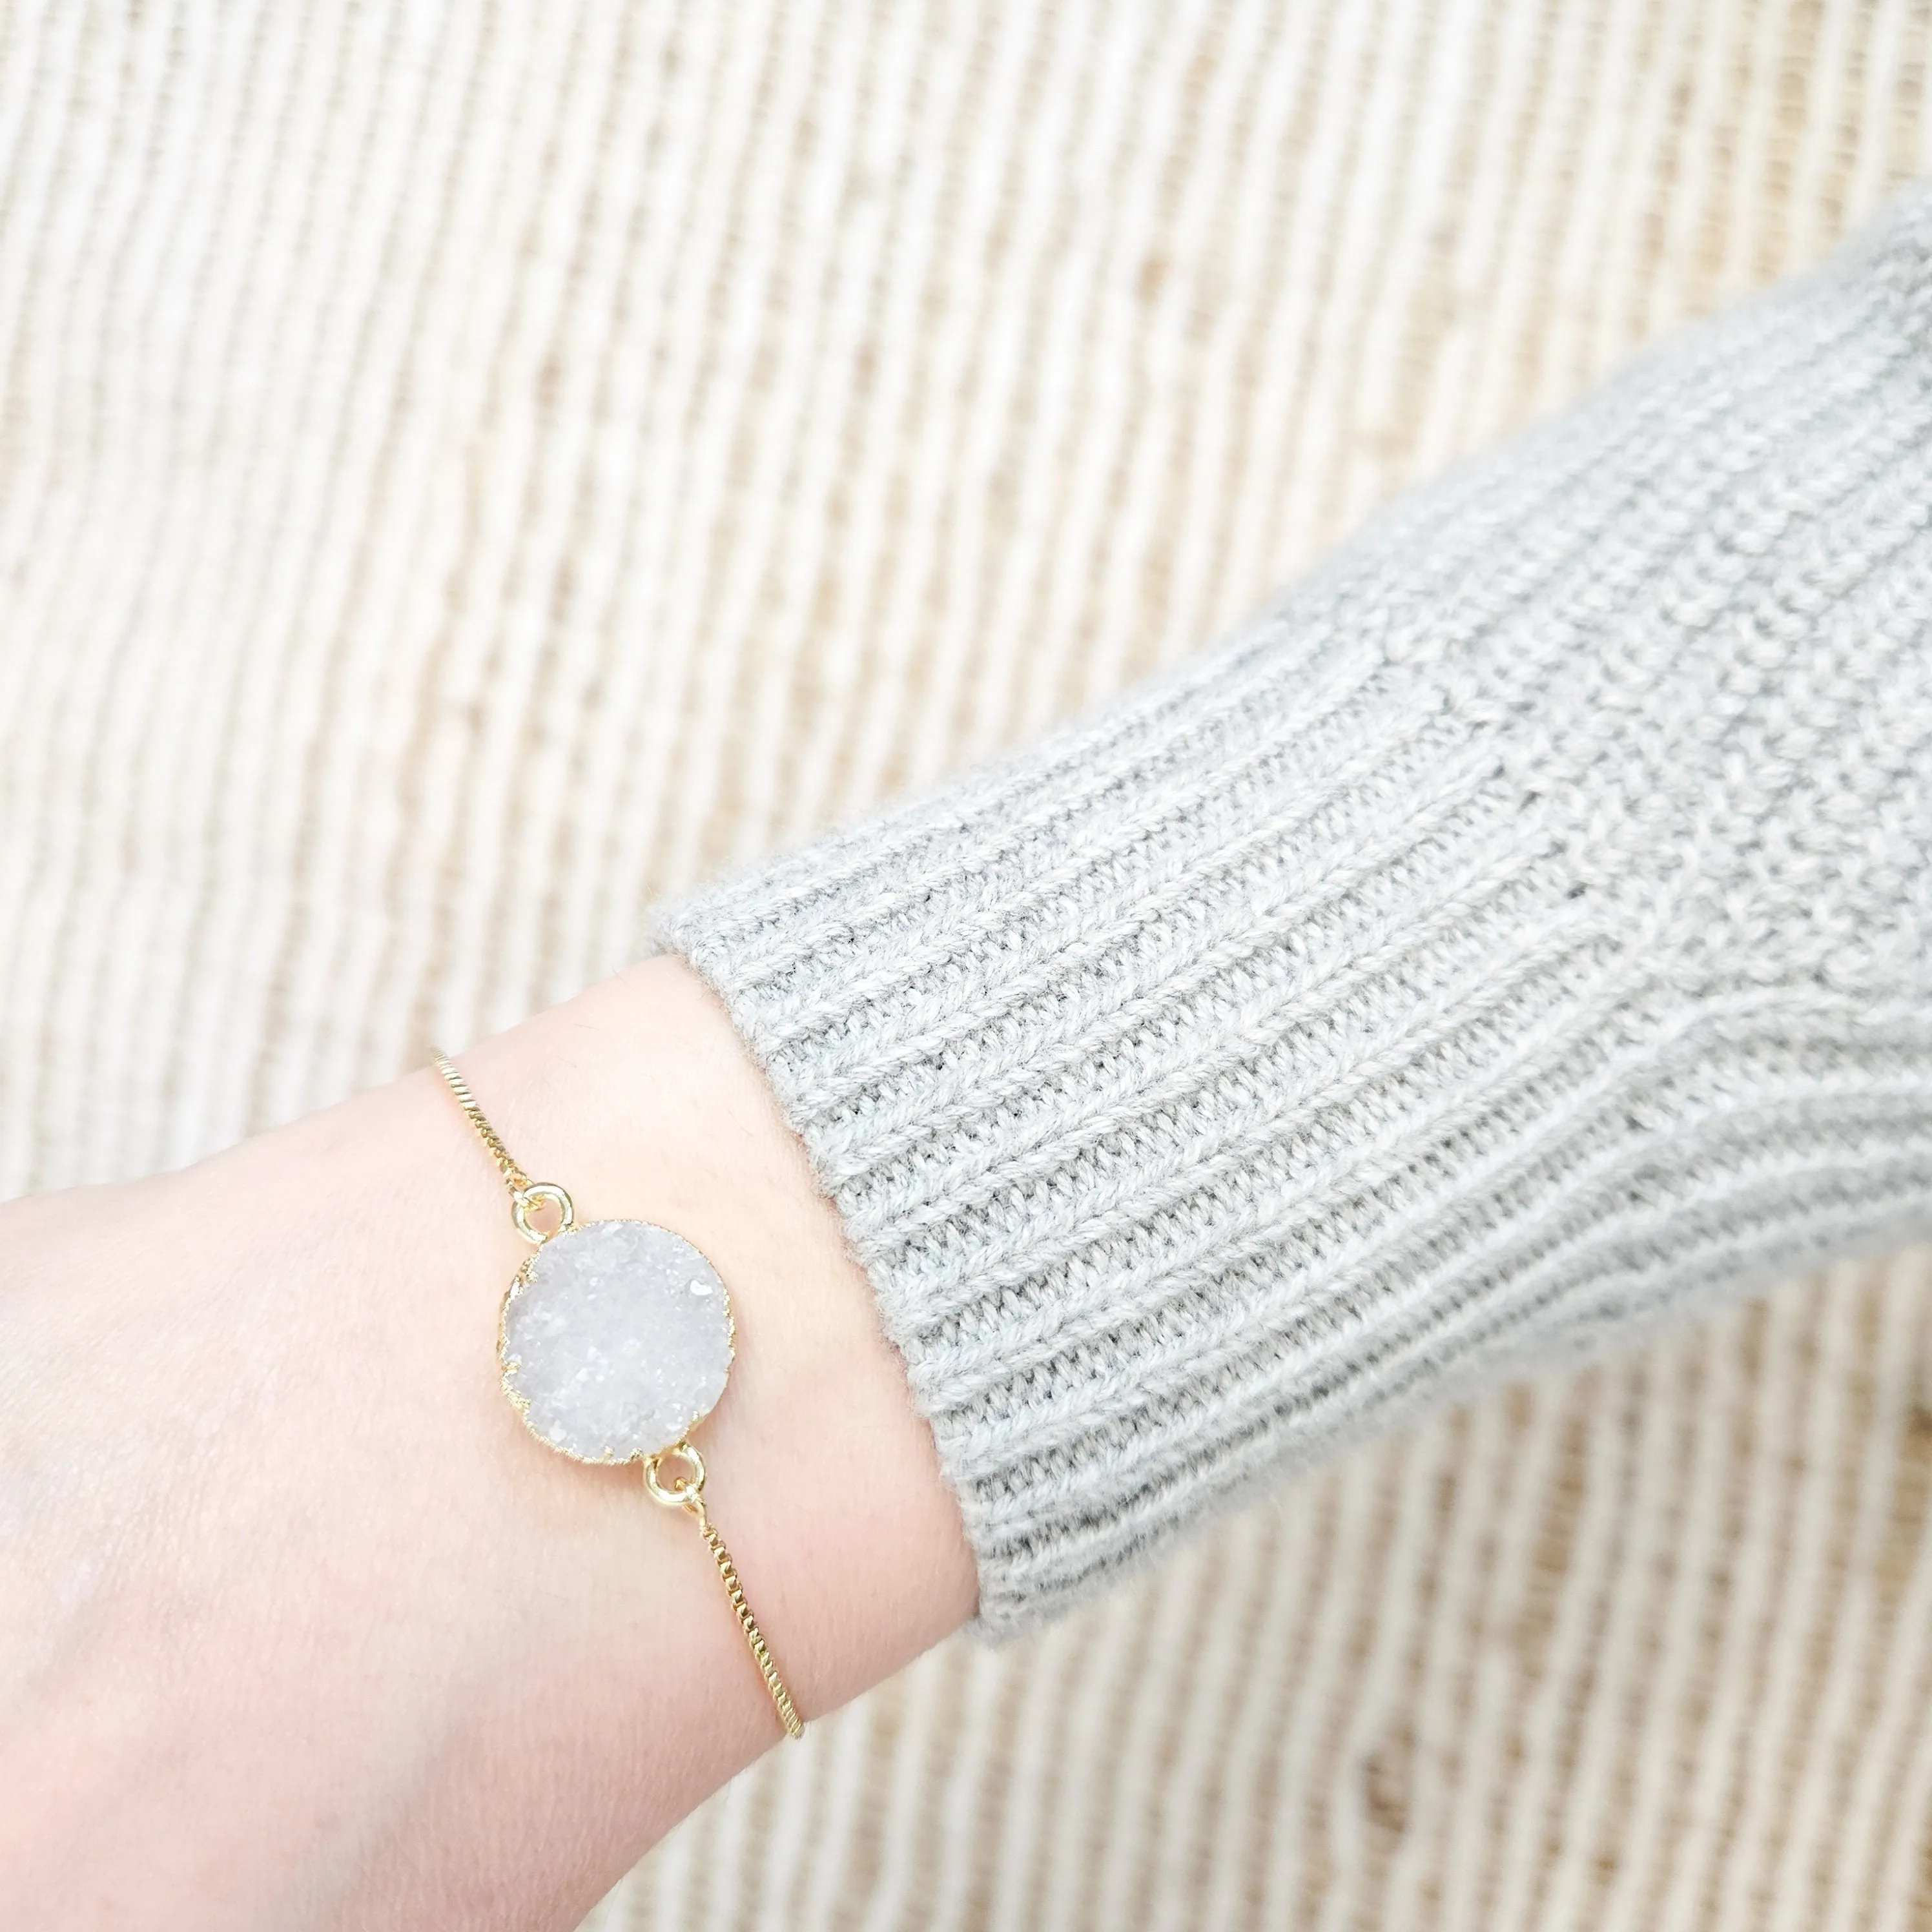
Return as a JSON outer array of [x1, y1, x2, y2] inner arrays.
[[659, 180, 1932, 1632], [0, 958, 974, 1931]]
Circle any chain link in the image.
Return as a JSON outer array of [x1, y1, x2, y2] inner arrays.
[[430, 1051, 533, 1196], [648, 1443, 805, 1740]]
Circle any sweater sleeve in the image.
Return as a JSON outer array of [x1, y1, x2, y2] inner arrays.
[[655, 182, 1932, 1638]]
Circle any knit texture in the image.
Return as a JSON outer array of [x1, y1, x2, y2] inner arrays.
[[659, 185, 1932, 1636]]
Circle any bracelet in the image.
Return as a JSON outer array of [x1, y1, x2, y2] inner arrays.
[[431, 1051, 805, 1742]]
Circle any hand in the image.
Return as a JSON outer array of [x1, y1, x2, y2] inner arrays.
[[0, 958, 977, 1930]]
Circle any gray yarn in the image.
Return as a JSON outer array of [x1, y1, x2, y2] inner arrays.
[[657, 183, 1932, 1638]]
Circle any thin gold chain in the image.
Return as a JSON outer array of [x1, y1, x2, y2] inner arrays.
[[651, 1457, 805, 1739], [695, 1504, 805, 1739], [645, 1440, 805, 1740], [430, 1051, 532, 1196], [431, 1051, 806, 1742]]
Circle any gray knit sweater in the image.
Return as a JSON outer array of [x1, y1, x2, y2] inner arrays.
[[657, 184, 1932, 1638]]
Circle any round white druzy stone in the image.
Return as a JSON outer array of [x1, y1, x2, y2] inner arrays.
[[499, 1218, 733, 1463]]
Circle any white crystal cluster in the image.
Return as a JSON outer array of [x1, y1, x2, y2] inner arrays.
[[500, 1218, 734, 1462]]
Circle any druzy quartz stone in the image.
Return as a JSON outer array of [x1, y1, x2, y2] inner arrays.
[[498, 1218, 734, 1462]]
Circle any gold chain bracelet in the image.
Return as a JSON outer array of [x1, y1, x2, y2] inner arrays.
[[432, 1051, 803, 1742]]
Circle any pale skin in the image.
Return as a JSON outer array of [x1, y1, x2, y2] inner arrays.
[[0, 956, 980, 1930]]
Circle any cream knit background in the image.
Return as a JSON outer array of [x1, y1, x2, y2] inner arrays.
[[4, 3, 1932, 1927]]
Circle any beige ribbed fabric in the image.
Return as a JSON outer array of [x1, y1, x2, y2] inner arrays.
[[3, 3, 1929, 1927]]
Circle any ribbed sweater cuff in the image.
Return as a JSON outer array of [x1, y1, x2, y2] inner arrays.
[[657, 185, 1932, 1635]]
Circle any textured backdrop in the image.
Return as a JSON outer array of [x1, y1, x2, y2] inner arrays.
[[3, 3, 1932, 1927]]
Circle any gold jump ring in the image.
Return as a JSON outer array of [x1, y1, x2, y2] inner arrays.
[[510, 1182, 575, 1246], [645, 1440, 706, 1510]]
